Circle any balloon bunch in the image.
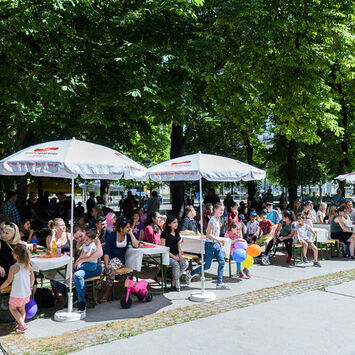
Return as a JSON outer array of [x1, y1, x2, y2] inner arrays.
[[232, 241, 261, 268]]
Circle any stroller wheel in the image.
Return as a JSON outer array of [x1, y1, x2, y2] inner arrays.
[[137, 292, 145, 302], [120, 296, 132, 309], [144, 292, 153, 302]]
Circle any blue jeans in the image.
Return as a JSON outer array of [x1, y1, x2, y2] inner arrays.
[[76, 262, 98, 272], [74, 264, 102, 303], [191, 242, 225, 284]]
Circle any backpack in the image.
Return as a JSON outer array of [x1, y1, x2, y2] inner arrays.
[[34, 288, 55, 308]]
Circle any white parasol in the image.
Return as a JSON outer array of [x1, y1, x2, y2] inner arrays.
[[148, 152, 266, 302], [0, 138, 147, 321]]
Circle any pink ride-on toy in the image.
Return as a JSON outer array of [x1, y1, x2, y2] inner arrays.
[[120, 279, 153, 308]]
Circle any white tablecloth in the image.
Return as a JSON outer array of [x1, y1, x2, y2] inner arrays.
[[31, 254, 73, 281], [124, 243, 170, 272], [313, 228, 329, 243], [181, 235, 232, 259]]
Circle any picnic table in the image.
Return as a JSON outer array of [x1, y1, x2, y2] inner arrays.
[[181, 234, 232, 259], [30, 250, 73, 282]]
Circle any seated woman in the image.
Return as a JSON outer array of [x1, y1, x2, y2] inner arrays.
[[161, 215, 188, 292], [143, 212, 162, 245], [46, 218, 71, 253], [96, 219, 139, 303], [19, 219, 38, 244], [331, 207, 355, 259], [262, 211, 296, 265], [0, 222, 22, 287], [73, 228, 103, 312]]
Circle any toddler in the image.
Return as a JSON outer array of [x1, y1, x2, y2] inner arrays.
[[74, 229, 98, 272]]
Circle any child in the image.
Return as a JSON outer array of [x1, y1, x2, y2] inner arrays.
[[0, 244, 34, 333], [304, 210, 314, 228], [295, 214, 321, 267], [74, 229, 98, 272], [257, 211, 274, 246], [246, 212, 260, 244], [225, 222, 250, 278], [228, 202, 239, 228], [186, 202, 231, 289]]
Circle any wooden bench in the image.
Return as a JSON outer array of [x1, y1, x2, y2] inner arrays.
[[182, 253, 199, 270], [316, 239, 341, 259], [292, 243, 304, 264], [84, 267, 133, 307]]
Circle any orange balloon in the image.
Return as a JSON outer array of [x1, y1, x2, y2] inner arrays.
[[246, 244, 261, 257]]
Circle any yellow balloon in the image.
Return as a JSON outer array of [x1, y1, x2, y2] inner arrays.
[[241, 254, 254, 268]]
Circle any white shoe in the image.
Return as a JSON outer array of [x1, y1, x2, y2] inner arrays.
[[216, 283, 231, 290], [185, 270, 192, 285]]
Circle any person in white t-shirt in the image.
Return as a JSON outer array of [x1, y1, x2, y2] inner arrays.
[[246, 212, 260, 243], [316, 203, 327, 223], [346, 200, 355, 224], [295, 214, 321, 267]]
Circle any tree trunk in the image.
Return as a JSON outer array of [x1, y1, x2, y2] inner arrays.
[[287, 139, 298, 207], [170, 122, 194, 217], [242, 132, 256, 208]]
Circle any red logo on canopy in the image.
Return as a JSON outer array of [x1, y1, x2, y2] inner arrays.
[[115, 152, 121, 156], [34, 147, 59, 152], [171, 161, 191, 166]]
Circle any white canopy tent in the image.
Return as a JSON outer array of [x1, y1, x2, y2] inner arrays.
[[148, 152, 266, 302], [0, 138, 147, 321], [335, 172, 355, 185]]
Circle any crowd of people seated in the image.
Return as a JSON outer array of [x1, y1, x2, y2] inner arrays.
[[1, 187, 355, 320]]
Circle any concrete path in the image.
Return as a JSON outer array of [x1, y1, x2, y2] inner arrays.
[[23, 257, 355, 339], [74, 287, 355, 355]]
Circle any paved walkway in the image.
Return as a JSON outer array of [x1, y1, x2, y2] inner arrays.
[[75, 286, 355, 355], [1, 258, 355, 354]]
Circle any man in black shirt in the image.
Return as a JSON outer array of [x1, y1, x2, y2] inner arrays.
[[93, 216, 112, 247], [203, 188, 220, 206]]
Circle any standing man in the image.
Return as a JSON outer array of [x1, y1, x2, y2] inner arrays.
[[147, 191, 160, 215], [86, 192, 96, 214], [203, 188, 220, 206], [223, 193, 234, 213], [3, 191, 21, 225], [265, 202, 280, 225]]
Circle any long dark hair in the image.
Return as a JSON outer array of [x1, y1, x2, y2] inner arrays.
[[163, 215, 178, 235], [145, 212, 160, 232]]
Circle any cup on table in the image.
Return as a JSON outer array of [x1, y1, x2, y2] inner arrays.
[[27, 244, 33, 252]]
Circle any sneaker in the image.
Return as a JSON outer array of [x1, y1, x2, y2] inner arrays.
[[237, 270, 244, 279], [185, 270, 192, 285], [286, 256, 292, 264], [313, 261, 322, 267], [243, 268, 251, 278], [15, 324, 27, 333], [216, 283, 232, 290], [303, 257, 309, 263], [261, 255, 270, 265], [77, 302, 86, 312]]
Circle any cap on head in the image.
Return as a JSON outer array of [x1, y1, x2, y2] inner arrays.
[[250, 211, 258, 217], [266, 202, 273, 206]]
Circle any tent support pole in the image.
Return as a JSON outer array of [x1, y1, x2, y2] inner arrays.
[[67, 177, 74, 313], [199, 178, 205, 294]]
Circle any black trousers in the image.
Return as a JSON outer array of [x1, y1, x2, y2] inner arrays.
[[265, 237, 293, 257]]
